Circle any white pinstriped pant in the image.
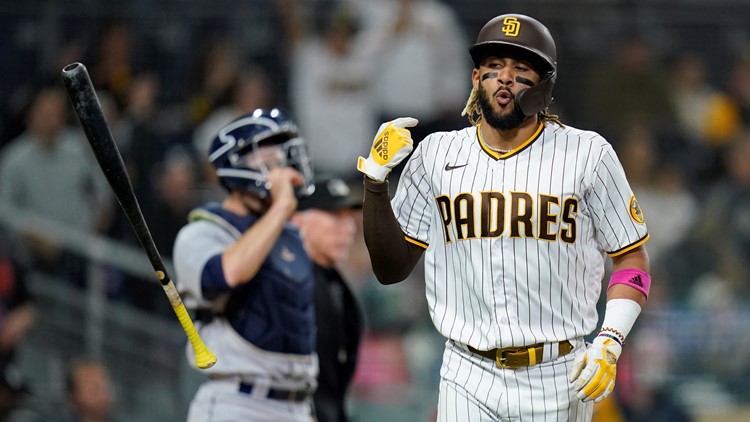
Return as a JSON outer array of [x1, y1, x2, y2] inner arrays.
[[437, 340, 593, 422]]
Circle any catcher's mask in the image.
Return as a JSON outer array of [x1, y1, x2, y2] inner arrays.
[[208, 108, 314, 199], [469, 14, 557, 116]]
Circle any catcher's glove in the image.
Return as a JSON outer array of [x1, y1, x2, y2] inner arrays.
[[568, 335, 622, 403], [357, 117, 418, 182]]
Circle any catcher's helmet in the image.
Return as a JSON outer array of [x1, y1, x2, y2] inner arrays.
[[469, 14, 557, 116], [208, 108, 314, 199]]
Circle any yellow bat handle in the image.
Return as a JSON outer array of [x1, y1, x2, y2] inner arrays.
[[162, 279, 217, 369]]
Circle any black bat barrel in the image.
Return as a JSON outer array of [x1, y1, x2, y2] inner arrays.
[[61, 62, 168, 283]]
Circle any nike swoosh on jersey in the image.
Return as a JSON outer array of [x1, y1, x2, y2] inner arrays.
[[444, 162, 468, 171]]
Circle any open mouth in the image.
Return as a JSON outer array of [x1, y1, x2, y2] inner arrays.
[[496, 89, 512, 106]]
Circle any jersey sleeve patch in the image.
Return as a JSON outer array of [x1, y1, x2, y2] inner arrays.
[[628, 195, 646, 224]]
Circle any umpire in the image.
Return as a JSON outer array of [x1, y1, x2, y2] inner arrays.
[[293, 177, 364, 422]]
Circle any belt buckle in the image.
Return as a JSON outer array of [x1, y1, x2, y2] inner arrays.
[[286, 389, 308, 402], [495, 346, 522, 369]]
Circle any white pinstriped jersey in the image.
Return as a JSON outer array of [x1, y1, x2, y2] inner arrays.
[[392, 122, 649, 350]]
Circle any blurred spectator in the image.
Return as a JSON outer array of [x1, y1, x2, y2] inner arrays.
[[617, 121, 698, 266], [355, 0, 469, 149], [668, 52, 741, 184], [727, 53, 750, 126], [115, 146, 199, 316], [0, 237, 34, 420], [141, 146, 199, 258], [119, 72, 165, 199], [670, 52, 741, 147], [664, 132, 750, 303], [102, 72, 173, 251], [695, 135, 750, 296], [65, 359, 119, 422], [9, 357, 122, 422], [89, 21, 136, 111], [185, 39, 241, 127], [292, 177, 365, 422], [0, 39, 86, 149], [0, 86, 111, 287], [582, 34, 676, 141], [192, 66, 272, 156], [278, 0, 381, 181]]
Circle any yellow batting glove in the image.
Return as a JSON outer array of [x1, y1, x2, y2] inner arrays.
[[568, 335, 622, 403], [357, 117, 419, 182]]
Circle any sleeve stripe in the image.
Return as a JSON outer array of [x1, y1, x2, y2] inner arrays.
[[607, 234, 650, 257], [405, 234, 428, 249]]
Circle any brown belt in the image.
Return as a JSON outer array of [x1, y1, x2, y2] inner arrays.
[[467, 340, 574, 369]]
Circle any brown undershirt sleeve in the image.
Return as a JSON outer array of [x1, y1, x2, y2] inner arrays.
[[362, 176, 425, 284]]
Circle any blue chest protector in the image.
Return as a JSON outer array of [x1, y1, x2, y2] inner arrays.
[[193, 203, 315, 355]]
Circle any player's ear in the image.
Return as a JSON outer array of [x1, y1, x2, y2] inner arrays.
[[471, 68, 481, 88]]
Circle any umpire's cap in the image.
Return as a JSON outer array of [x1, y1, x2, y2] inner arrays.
[[469, 14, 557, 116], [297, 177, 362, 211]]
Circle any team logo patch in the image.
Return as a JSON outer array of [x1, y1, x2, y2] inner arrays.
[[502, 17, 520, 37], [280, 246, 296, 262], [628, 195, 645, 224]]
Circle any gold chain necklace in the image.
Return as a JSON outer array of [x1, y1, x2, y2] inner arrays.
[[486, 144, 511, 154]]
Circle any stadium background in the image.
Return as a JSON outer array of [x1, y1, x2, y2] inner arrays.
[[1, 0, 750, 421]]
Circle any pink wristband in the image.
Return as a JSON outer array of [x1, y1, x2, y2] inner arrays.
[[608, 269, 651, 299]]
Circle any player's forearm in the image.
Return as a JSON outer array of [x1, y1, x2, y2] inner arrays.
[[596, 246, 651, 353], [363, 177, 423, 284], [222, 203, 291, 286]]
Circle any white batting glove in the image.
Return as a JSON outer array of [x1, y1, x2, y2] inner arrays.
[[568, 335, 622, 403], [357, 117, 419, 182]]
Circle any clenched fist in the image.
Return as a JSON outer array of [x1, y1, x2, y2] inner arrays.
[[357, 117, 419, 182], [568, 335, 622, 402]]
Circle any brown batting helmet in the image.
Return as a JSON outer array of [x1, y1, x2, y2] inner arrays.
[[469, 14, 557, 116]]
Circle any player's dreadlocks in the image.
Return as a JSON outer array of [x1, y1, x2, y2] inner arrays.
[[461, 87, 483, 126], [461, 86, 563, 128]]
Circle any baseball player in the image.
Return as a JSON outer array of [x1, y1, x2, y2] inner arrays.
[[357, 13, 651, 421], [173, 108, 318, 422]]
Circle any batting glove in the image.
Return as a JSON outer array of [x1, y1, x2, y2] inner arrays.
[[568, 335, 622, 403], [357, 117, 419, 182]]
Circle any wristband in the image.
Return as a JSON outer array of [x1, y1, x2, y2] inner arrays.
[[599, 298, 642, 341], [597, 331, 623, 347], [607, 268, 651, 299]]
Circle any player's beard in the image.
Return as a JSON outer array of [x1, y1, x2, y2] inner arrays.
[[478, 83, 526, 131]]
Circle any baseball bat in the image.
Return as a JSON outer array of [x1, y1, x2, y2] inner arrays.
[[61, 62, 217, 369]]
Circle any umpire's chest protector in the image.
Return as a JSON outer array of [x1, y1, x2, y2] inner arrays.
[[197, 204, 316, 355]]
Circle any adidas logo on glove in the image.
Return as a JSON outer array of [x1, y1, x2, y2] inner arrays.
[[374, 132, 390, 161]]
